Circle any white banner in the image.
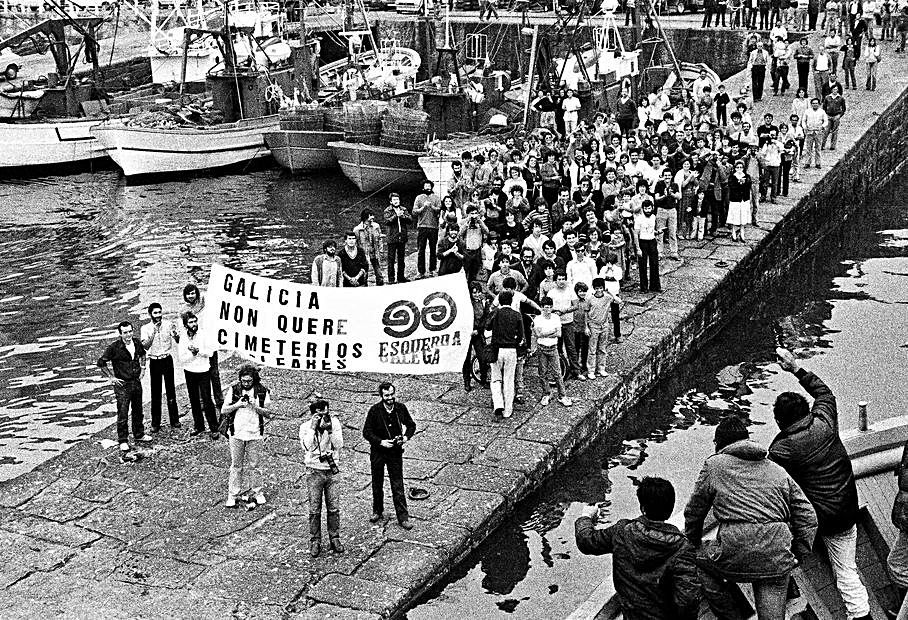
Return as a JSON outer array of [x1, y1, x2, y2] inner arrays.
[[200, 264, 472, 374]]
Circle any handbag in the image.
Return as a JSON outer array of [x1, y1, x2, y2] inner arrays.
[[482, 344, 499, 364]]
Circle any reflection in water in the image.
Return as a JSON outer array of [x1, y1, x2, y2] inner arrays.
[[407, 179, 908, 618], [0, 168, 407, 481]]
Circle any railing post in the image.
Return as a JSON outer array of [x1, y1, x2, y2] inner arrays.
[[858, 401, 868, 432]]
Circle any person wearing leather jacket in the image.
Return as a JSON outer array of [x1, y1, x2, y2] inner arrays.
[[769, 347, 871, 620]]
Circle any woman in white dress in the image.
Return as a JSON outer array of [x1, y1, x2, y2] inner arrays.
[[727, 160, 752, 242]]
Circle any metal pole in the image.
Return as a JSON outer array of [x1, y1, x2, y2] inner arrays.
[[858, 401, 868, 432], [522, 24, 538, 128]]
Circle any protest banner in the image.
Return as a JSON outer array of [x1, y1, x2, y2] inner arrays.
[[200, 264, 472, 374]]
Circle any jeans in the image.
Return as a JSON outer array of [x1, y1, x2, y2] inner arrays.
[[370, 448, 408, 521], [638, 239, 660, 292], [611, 301, 621, 338], [804, 130, 822, 166], [889, 529, 908, 588], [866, 61, 877, 90], [367, 252, 384, 285], [575, 331, 589, 375], [655, 208, 678, 258], [698, 560, 789, 620], [184, 370, 218, 432], [416, 227, 438, 275], [781, 159, 792, 196], [822, 114, 841, 149], [464, 249, 482, 282], [537, 344, 565, 397], [814, 69, 829, 100], [843, 59, 857, 88], [307, 467, 341, 542], [587, 326, 608, 374], [559, 322, 582, 377], [387, 241, 406, 283], [114, 379, 144, 443], [823, 525, 870, 618], [751, 65, 766, 100], [210, 351, 224, 409], [797, 61, 810, 92], [490, 347, 518, 416], [228, 437, 262, 498], [761, 165, 780, 201], [149, 355, 178, 428]]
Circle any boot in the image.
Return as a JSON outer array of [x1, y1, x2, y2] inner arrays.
[[327, 510, 343, 553], [309, 512, 321, 557]]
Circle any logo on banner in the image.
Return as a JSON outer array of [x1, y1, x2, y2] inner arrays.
[[379, 292, 461, 365]]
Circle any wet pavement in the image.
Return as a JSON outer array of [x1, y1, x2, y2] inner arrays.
[[407, 177, 908, 620]]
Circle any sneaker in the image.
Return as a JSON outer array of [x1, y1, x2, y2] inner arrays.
[[587, 371, 597, 379], [493, 407, 504, 417], [576, 373, 586, 381], [559, 396, 574, 407], [134, 435, 153, 444], [330, 538, 345, 554], [254, 494, 266, 506], [209, 431, 220, 440], [119, 442, 131, 452], [540, 395, 551, 406], [370, 512, 383, 523], [310, 540, 321, 558], [225, 496, 237, 508], [398, 519, 414, 530], [502, 410, 512, 418], [190, 429, 204, 437]]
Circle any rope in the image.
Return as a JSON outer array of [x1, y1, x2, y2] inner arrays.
[[107, 1, 120, 67], [336, 165, 419, 216]]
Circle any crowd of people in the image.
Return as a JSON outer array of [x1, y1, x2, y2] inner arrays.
[[575, 348, 886, 620]]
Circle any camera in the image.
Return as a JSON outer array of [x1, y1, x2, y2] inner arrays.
[[242, 395, 250, 403], [319, 452, 340, 475], [391, 435, 405, 447]]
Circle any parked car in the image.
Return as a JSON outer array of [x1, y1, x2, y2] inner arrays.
[[1, 49, 22, 81]]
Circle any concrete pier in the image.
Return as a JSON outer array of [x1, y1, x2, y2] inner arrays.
[[2, 27, 908, 620]]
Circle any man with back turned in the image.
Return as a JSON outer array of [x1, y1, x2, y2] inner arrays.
[[363, 381, 416, 530], [770, 347, 871, 620]]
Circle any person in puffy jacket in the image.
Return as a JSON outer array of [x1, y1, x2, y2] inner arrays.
[[769, 347, 871, 620], [575, 476, 700, 620], [685, 416, 818, 620]]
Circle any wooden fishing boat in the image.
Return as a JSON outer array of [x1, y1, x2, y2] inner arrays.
[[328, 140, 425, 193], [0, 117, 111, 169], [91, 114, 278, 177], [262, 128, 342, 171], [571, 416, 908, 620]]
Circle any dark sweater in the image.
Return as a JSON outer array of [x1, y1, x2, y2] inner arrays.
[[486, 306, 523, 349], [363, 401, 416, 452]]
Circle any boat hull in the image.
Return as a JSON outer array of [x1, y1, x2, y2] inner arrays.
[[328, 141, 425, 193], [92, 115, 279, 177], [0, 119, 107, 169], [263, 130, 342, 171]]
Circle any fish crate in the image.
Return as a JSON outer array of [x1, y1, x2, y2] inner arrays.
[[279, 104, 324, 131]]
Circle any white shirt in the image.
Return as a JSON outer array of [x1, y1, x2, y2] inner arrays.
[[532, 313, 561, 347], [227, 388, 273, 440], [562, 96, 581, 121], [567, 257, 598, 288], [634, 213, 657, 241], [179, 329, 211, 373], [548, 286, 577, 324], [140, 319, 177, 358], [598, 264, 623, 297], [691, 77, 711, 102], [125, 339, 136, 359]]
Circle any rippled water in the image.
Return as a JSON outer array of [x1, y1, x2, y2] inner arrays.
[[407, 176, 908, 618], [0, 166, 410, 480]]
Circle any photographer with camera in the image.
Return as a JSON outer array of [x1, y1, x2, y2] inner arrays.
[[300, 398, 345, 558], [363, 382, 416, 530], [219, 365, 273, 509]]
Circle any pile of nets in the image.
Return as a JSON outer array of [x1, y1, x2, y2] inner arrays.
[[380, 105, 428, 151], [341, 100, 388, 145], [123, 104, 224, 129], [279, 103, 324, 131]]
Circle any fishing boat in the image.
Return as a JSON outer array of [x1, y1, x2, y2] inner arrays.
[[572, 415, 908, 620], [328, 140, 425, 193], [91, 114, 278, 177], [263, 126, 342, 171], [0, 16, 123, 171]]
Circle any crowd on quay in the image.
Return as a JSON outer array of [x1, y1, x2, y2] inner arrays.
[[97, 287, 419, 556]]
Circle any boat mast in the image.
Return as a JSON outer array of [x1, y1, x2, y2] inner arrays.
[[522, 24, 539, 127]]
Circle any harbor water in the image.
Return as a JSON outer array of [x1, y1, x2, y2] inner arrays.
[[406, 171, 908, 618], [0, 166, 410, 481]]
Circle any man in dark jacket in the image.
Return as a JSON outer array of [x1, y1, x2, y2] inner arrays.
[[576, 477, 700, 620], [770, 348, 870, 620], [363, 381, 416, 530], [383, 193, 411, 285], [485, 290, 522, 418], [686, 416, 818, 620]]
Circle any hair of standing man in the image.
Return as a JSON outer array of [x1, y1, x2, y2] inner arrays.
[[360, 208, 374, 223], [147, 302, 162, 315], [182, 283, 200, 303], [378, 381, 394, 396], [237, 363, 261, 386], [636, 477, 676, 521], [181, 311, 196, 327], [117, 320, 132, 333]]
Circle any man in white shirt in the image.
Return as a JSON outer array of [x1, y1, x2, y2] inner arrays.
[[548, 270, 584, 380], [800, 98, 828, 168], [633, 200, 661, 293], [691, 69, 712, 102], [140, 302, 181, 432], [566, 243, 598, 289], [562, 89, 582, 134], [300, 398, 344, 557], [179, 312, 220, 438]]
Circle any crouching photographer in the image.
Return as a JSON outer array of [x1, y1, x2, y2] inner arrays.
[[299, 398, 344, 558]]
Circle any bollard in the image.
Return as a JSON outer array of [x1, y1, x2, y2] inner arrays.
[[858, 401, 868, 432]]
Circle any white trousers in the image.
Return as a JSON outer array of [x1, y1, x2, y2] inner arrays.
[[490, 348, 517, 416], [824, 525, 870, 618]]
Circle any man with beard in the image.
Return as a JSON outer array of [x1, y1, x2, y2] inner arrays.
[[363, 382, 415, 529], [311, 240, 343, 287], [98, 320, 150, 452], [179, 312, 219, 439], [339, 232, 368, 287], [384, 193, 412, 284], [140, 302, 181, 431], [413, 180, 442, 279]]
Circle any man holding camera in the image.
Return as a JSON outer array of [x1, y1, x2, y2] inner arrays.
[[363, 382, 416, 530], [300, 398, 345, 558]]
